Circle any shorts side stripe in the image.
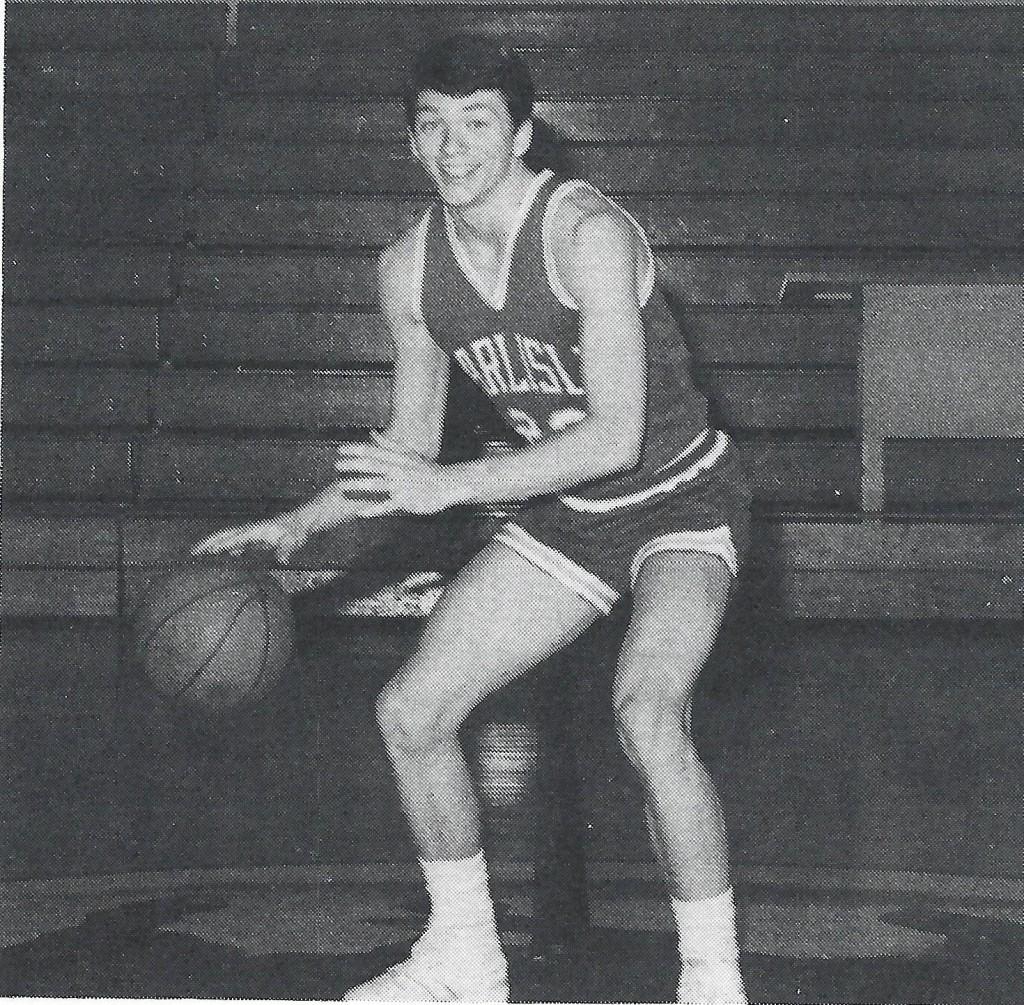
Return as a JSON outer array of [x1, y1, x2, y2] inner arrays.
[[630, 526, 739, 586], [495, 523, 619, 614], [561, 430, 729, 514]]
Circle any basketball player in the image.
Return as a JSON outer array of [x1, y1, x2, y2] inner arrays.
[[194, 33, 751, 1004]]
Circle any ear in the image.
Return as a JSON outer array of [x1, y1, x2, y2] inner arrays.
[[513, 118, 533, 158]]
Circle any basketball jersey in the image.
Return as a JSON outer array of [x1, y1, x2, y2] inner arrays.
[[417, 168, 724, 509]]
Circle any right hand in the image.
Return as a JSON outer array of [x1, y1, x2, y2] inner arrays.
[[190, 516, 309, 564]]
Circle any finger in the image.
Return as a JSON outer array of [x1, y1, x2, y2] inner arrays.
[[356, 498, 399, 519]]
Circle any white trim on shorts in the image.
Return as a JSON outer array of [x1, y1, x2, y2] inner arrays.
[[561, 429, 729, 513], [631, 525, 739, 586], [494, 522, 620, 614]]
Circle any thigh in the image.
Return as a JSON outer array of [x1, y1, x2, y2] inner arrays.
[[615, 550, 733, 713], [383, 537, 603, 724]]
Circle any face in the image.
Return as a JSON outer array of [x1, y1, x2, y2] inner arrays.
[[409, 89, 532, 209]]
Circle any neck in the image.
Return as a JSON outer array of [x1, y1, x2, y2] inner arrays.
[[446, 162, 539, 245]]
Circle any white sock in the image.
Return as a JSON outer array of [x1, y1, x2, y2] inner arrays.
[[672, 887, 740, 962], [419, 851, 503, 950]]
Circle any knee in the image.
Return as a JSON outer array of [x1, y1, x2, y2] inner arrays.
[[613, 666, 698, 775], [375, 678, 454, 757]]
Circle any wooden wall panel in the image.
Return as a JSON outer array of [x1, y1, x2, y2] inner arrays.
[[219, 94, 1020, 148], [195, 140, 1024, 196], [217, 49, 1024, 101], [0, 517, 120, 567], [1, 437, 132, 500], [2, 308, 160, 363], [158, 311, 392, 365], [178, 254, 377, 307], [5, 249, 172, 303], [2, 368, 149, 428], [4, 2, 226, 49], [188, 192, 1024, 251], [134, 437, 336, 503], [153, 370, 391, 431], [734, 438, 861, 510], [0, 571, 119, 617], [236, 6, 1024, 53], [5, 51, 215, 95]]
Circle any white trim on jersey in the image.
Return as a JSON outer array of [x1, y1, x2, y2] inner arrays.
[[560, 429, 729, 513], [442, 168, 554, 312], [541, 179, 657, 311], [411, 209, 432, 322], [631, 525, 739, 584], [494, 522, 620, 614]]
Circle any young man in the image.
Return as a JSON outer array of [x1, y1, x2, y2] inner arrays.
[[195, 33, 751, 1004]]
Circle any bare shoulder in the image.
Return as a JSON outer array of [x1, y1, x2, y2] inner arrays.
[[549, 184, 640, 267], [379, 218, 423, 283]]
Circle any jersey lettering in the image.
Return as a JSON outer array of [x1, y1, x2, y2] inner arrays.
[[469, 338, 508, 395], [519, 337, 562, 394], [543, 343, 585, 396]]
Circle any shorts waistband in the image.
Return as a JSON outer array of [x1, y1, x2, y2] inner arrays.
[[559, 428, 728, 514]]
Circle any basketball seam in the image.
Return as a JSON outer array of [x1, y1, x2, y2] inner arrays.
[[169, 596, 255, 702], [135, 570, 258, 656], [252, 587, 273, 701]]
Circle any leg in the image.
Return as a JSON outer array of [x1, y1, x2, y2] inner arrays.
[[346, 539, 601, 1001], [376, 537, 601, 861], [614, 550, 745, 1004]]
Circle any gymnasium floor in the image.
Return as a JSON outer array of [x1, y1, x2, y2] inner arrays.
[[1, 870, 1021, 1002]]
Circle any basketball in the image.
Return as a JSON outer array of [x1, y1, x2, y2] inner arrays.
[[133, 564, 295, 712]]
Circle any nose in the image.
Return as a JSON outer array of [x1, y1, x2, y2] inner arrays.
[[440, 124, 467, 157]]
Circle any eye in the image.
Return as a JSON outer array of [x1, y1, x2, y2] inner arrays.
[[415, 118, 440, 135]]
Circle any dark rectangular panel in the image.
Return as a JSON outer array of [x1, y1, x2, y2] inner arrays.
[[6, 51, 215, 94], [237, 6, 1023, 52], [0, 436, 132, 500], [885, 439, 1024, 513], [195, 140, 1024, 196], [5, 189, 186, 244], [159, 311, 392, 365], [2, 308, 159, 363], [681, 309, 858, 366], [4, 2, 226, 49], [735, 437, 861, 510], [4, 248, 172, 302], [178, 254, 377, 307], [5, 141, 197, 193], [188, 194, 426, 247], [153, 369, 390, 431], [195, 141, 424, 193], [135, 436, 336, 503], [188, 192, 1024, 250], [2, 368, 149, 428], [700, 370, 857, 430], [778, 570, 1021, 620], [217, 50, 1023, 102], [0, 570, 118, 617], [0, 517, 120, 567]]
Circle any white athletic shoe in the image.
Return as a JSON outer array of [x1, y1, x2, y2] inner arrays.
[[677, 959, 747, 1004], [343, 932, 509, 1002]]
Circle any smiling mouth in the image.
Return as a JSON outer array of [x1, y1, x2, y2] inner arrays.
[[439, 165, 477, 182]]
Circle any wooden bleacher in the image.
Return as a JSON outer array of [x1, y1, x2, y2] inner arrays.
[[2, 2, 1021, 889]]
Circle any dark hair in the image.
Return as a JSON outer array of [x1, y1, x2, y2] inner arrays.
[[402, 32, 535, 129]]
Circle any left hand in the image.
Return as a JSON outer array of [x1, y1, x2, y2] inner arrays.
[[334, 431, 462, 518]]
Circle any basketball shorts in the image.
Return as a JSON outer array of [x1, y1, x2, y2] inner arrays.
[[492, 433, 751, 615]]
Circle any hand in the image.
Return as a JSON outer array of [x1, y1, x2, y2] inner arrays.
[[334, 431, 462, 518], [190, 515, 309, 564]]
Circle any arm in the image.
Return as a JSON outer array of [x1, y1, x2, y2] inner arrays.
[[193, 229, 450, 557]]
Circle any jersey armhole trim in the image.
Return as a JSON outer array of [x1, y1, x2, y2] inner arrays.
[[411, 207, 432, 327], [542, 180, 657, 312]]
